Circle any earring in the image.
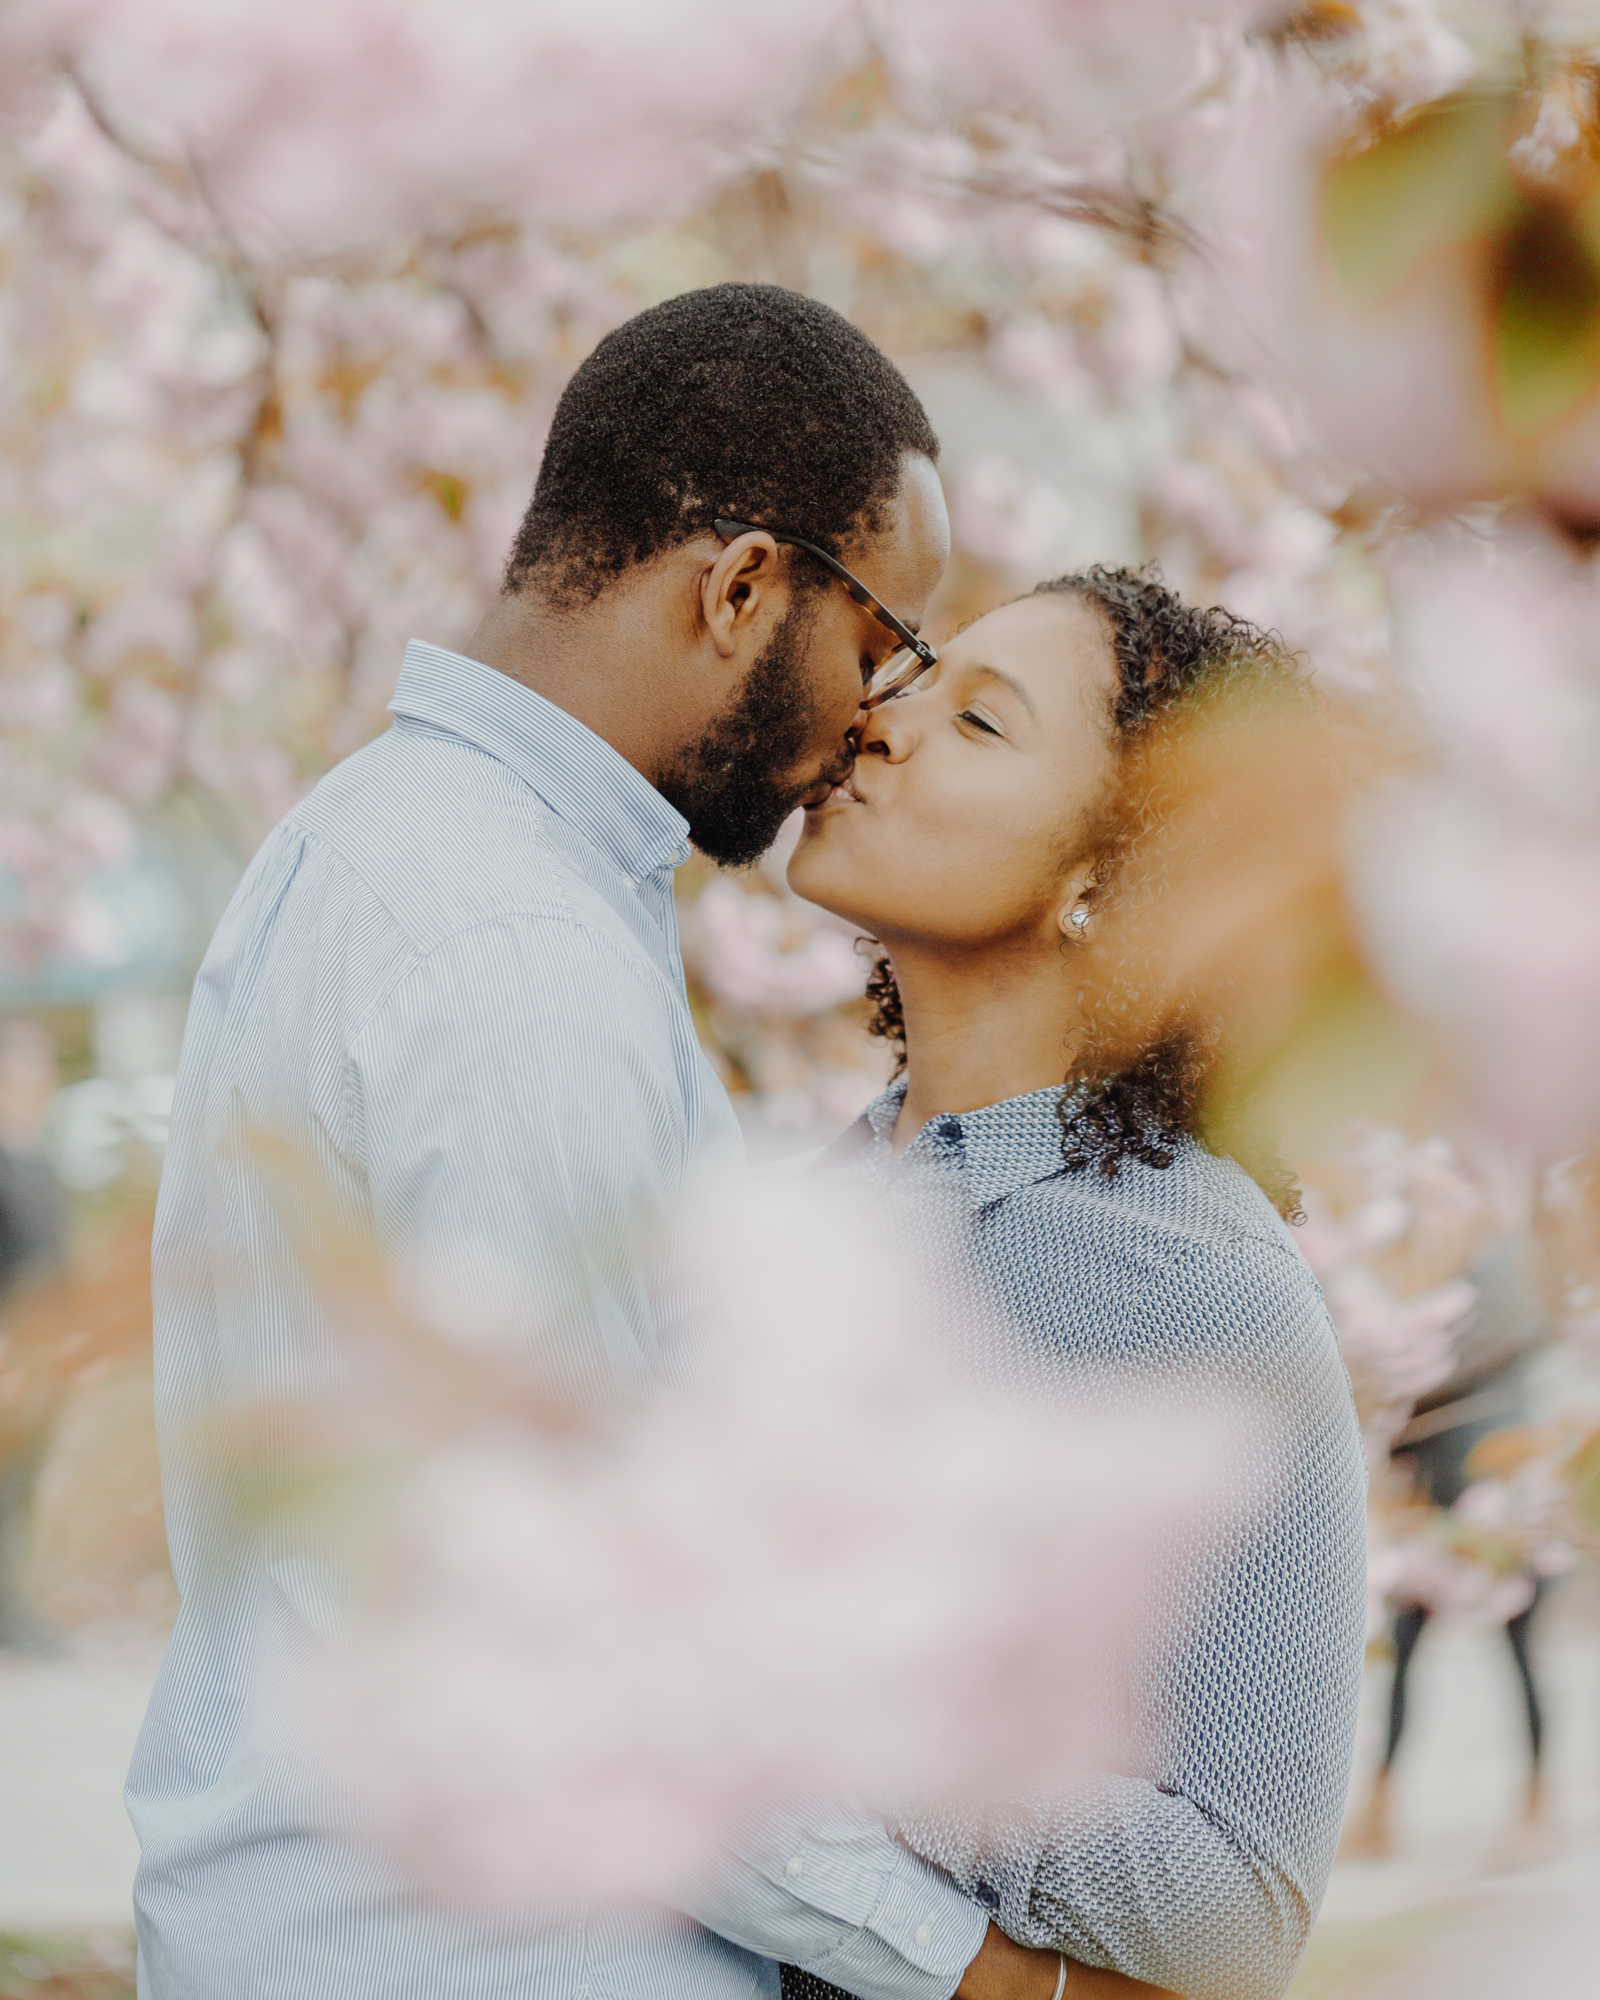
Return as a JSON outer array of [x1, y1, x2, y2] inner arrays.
[[1062, 904, 1090, 936]]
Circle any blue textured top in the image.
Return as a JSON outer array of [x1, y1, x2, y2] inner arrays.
[[821, 1080, 1369, 2000]]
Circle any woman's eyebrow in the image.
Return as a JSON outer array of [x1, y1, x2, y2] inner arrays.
[[964, 663, 1038, 719]]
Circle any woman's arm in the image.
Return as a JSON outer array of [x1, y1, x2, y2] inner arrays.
[[958, 1923, 1182, 2000], [921, 1236, 1369, 2000]]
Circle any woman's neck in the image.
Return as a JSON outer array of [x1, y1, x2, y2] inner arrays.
[[889, 936, 1083, 1154]]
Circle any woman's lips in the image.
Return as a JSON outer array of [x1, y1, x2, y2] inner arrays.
[[809, 771, 864, 809]]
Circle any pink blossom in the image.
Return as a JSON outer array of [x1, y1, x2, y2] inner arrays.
[[1365, 1532, 1534, 1634], [1189, 42, 1600, 516], [0, 656, 79, 732], [79, 587, 199, 674], [1297, 1124, 1486, 1462], [871, 0, 1251, 144], [35, 0, 863, 254], [1508, 89, 1585, 181], [954, 452, 1077, 575], [1355, 527, 1600, 1166], [1455, 1466, 1578, 1579], [1385, 530, 1600, 825], [690, 878, 868, 1018], [280, 1171, 1232, 1906], [1288, 0, 1476, 117], [990, 313, 1096, 411], [50, 786, 138, 868], [91, 677, 185, 803], [53, 886, 125, 967], [1362, 795, 1600, 1156], [1102, 263, 1182, 395], [1321, 1266, 1476, 1462]]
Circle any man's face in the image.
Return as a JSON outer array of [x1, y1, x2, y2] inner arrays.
[[661, 452, 950, 867]]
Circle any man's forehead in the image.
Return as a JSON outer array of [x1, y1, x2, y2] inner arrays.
[[856, 452, 948, 594]]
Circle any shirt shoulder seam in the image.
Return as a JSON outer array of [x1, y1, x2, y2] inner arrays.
[[348, 901, 673, 1046], [337, 908, 684, 1161], [986, 1170, 1295, 1265], [288, 808, 572, 948]]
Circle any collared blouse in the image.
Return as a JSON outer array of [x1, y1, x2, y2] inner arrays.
[[821, 1079, 1370, 2000]]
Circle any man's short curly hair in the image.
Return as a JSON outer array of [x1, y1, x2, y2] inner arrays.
[[503, 283, 939, 604], [866, 564, 1311, 1219]]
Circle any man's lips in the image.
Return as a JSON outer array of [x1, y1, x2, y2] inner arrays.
[[806, 769, 865, 810]]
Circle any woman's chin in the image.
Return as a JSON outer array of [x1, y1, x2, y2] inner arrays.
[[787, 845, 863, 926]]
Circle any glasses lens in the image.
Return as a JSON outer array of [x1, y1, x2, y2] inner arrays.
[[862, 646, 929, 708]]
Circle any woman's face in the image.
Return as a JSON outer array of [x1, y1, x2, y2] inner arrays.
[[787, 591, 1123, 950]]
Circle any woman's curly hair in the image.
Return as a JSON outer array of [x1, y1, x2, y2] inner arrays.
[[865, 563, 1309, 1220]]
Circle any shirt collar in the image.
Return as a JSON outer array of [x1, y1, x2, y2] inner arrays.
[[389, 639, 690, 883], [826, 1077, 1079, 1205]]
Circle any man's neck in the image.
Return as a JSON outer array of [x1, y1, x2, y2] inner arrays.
[[890, 935, 1083, 1155], [463, 582, 699, 790]]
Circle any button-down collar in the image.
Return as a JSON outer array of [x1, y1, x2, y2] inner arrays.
[[834, 1076, 1082, 1205], [389, 639, 691, 888]]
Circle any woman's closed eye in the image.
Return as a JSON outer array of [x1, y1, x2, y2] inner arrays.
[[957, 706, 1003, 737]]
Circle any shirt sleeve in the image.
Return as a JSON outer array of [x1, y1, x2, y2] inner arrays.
[[902, 1236, 1369, 2000], [685, 1808, 988, 2000]]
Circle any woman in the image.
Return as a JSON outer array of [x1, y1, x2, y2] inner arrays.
[[784, 569, 1369, 2000]]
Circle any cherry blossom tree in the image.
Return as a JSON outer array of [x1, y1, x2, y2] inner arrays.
[[5, 0, 1600, 1890]]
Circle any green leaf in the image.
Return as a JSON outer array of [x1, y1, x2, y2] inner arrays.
[[1493, 197, 1600, 436], [1203, 955, 1433, 1174], [1323, 94, 1519, 303], [1568, 1429, 1600, 1535]]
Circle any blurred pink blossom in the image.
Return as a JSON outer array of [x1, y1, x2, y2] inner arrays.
[[989, 313, 1096, 411], [0, 657, 79, 732], [1358, 534, 1600, 1153], [1292, 0, 1476, 117], [690, 879, 867, 1018], [79, 587, 199, 674], [50, 785, 138, 868], [1190, 40, 1600, 516], [1386, 532, 1600, 823], [1365, 1532, 1534, 1634], [872, 0, 1251, 143], [34, 0, 862, 254], [1455, 1464, 1578, 1579], [1102, 263, 1183, 395], [954, 452, 1076, 575], [1297, 1124, 1485, 1462], [282, 1172, 1231, 1906]]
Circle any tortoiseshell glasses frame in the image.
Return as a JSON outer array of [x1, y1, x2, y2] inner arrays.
[[713, 516, 938, 708]]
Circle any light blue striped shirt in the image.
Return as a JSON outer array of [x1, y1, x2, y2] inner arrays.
[[128, 640, 988, 1999]]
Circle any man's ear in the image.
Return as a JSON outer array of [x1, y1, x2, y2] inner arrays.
[[700, 530, 786, 660]]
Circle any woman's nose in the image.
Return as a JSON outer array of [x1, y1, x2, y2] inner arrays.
[[857, 699, 914, 760]]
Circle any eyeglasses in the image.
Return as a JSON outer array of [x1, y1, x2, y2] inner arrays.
[[713, 516, 937, 708]]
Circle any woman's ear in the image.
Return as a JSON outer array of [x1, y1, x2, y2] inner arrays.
[[1056, 863, 1104, 940]]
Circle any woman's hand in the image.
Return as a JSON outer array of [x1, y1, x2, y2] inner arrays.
[[956, 1922, 1183, 2000]]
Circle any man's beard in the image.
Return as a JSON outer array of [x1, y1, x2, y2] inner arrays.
[[659, 598, 852, 868]]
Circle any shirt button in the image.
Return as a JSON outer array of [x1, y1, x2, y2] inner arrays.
[[785, 1855, 804, 1877], [914, 1923, 932, 1948]]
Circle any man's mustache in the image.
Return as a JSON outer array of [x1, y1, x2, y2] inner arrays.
[[796, 739, 858, 810]]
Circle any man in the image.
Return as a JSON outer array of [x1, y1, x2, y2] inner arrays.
[[128, 284, 1075, 2000]]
